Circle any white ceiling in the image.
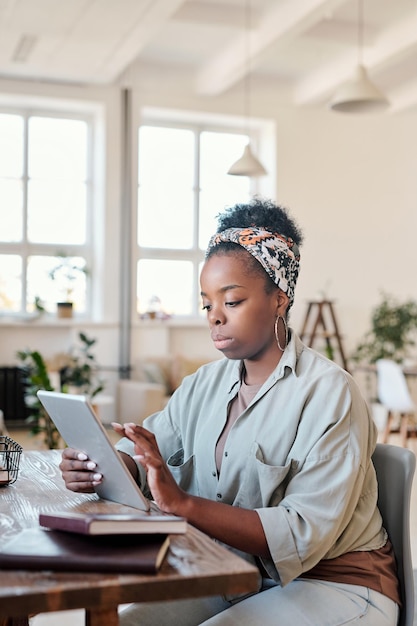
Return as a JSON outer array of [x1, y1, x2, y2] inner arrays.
[[0, 0, 416, 112]]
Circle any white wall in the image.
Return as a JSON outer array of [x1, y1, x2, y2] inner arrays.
[[274, 107, 417, 356]]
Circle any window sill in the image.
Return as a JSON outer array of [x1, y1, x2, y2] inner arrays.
[[134, 316, 207, 328], [0, 315, 207, 329], [0, 316, 108, 328]]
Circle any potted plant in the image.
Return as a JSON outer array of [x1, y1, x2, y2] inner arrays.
[[351, 293, 417, 429], [49, 253, 89, 318], [59, 332, 105, 400], [16, 333, 105, 448], [352, 293, 417, 365], [16, 349, 61, 449]]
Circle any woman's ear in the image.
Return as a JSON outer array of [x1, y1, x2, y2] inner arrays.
[[276, 289, 289, 316]]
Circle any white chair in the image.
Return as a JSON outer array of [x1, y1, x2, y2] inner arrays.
[[376, 359, 417, 447], [372, 443, 416, 626]]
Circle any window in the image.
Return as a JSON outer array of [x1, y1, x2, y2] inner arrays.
[[136, 122, 255, 318], [0, 110, 92, 316]]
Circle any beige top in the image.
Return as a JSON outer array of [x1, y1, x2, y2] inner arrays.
[[215, 378, 262, 475]]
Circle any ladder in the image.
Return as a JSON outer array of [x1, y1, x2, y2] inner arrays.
[[299, 300, 349, 372]]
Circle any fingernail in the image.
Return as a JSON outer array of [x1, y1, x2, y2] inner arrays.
[[93, 473, 102, 481], [86, 461, 96, 470], [77, 453, 88, 461]]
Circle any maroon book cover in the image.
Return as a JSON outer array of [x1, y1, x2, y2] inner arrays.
[[39, 510, 186, 535], [0, 528, 170, 573]]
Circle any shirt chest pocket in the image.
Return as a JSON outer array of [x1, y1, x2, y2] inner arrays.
[[235, 442, 295, 509], [166, 448, 200, 496]]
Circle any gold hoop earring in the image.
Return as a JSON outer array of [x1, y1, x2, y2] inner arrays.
[[274, 315, 288, 352]]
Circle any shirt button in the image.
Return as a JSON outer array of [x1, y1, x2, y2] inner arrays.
[[212, 471, 216, 477], [216, 493, 222, 499], [224, 451, 228, 457]]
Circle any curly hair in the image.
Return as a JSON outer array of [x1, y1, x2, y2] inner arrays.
[[205, 198, 303, 307], [215, 197, 303, 244]]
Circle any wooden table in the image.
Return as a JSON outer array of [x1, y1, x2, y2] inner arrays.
[[0, 450, 259, 626]]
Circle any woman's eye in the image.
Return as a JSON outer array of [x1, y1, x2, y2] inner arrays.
[[226, 300, 241, 307], [202, 304, 212, 311]]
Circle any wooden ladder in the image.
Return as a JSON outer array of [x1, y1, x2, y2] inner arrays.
[[299, 300, 349, 372]]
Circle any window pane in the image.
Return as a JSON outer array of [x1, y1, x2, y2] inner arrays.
[[0, 255, 22, 312], [27, 180, 87, 244], [27, 255, 87, 314], [0, 114, 23, 177], [28, 117, 88, 180], [199, 132, 250, 249], [0, 180, 23, 241], [138, 127, 194, 249], [137, 259, 193, 316]]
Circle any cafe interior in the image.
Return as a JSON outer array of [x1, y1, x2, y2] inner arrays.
[[1, 1, 417, 624]]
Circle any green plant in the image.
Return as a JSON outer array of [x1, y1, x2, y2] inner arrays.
[[352, 293, 417, 364], [49, 253, 89, 302], [16, 349, 61, 449], [60, 332, 105, 400]]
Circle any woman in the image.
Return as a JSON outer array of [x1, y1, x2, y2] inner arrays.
[[60, 198, 399, 625]]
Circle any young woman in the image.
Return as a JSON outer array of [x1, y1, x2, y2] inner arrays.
[[60, 198, 399, 625]]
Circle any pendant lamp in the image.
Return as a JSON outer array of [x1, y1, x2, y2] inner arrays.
[[228, 0, 267, 176], [228, 143, 267, 176], [329, 0, 389, 113]]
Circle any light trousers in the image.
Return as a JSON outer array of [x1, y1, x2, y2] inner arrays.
[[118, 578, 399, 626]]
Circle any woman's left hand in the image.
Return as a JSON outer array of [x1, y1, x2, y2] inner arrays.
[[116, 422, 187, 514]]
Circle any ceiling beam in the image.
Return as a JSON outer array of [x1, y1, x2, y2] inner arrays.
[[173, 2, 248, 28], [97, 0, 187, 81], [195, 0, 349, 96]]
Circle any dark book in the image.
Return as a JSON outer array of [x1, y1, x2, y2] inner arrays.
[[39, 511, 187, 535], [0, 528, 170, 573]]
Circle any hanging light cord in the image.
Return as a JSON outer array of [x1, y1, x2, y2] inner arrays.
[[244, 0, 251, 137], [357, 0, 363, 65]]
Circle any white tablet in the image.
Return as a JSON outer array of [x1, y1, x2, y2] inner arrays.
[[37, 390, 150, 511]]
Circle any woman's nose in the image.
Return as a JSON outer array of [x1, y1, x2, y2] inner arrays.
[[208, 307, 224, 326]]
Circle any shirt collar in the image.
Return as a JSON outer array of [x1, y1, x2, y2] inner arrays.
[[226, 328, 302, 395], [273, 329, 302, 379]]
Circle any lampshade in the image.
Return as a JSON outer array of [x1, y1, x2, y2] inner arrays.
[[226, 0, 267, 177], [227, 143, 267, 177], [329, 64, 389, 113]]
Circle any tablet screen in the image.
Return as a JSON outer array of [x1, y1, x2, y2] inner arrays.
[[37, 390, 150, 511]]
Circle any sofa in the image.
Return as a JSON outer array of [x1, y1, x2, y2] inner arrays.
[[116, 355, 212, 425]]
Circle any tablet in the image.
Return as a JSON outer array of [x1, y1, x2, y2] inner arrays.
[[37, 390, 150, 511]]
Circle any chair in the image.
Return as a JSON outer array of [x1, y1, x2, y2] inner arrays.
[[372, 443, 416, 626], [376, 359, 417, 446]]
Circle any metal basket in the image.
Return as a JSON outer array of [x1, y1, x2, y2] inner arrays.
[[0, 436, 23, 486]]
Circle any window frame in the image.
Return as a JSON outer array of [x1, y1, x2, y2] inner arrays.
[[135, 116, 264, 319], [0, 105, 95, 318]]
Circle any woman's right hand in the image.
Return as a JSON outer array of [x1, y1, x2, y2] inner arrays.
[[59, 447, 103, 493]]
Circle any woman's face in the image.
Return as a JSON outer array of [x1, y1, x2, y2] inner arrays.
[[200, 252, 288, 362]]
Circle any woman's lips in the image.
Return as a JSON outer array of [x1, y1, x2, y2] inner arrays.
[[211, 333, 233, 350]]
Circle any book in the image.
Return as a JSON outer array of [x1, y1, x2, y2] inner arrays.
[[0, 528, 170, 573], [39, 510, 187, 535]]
